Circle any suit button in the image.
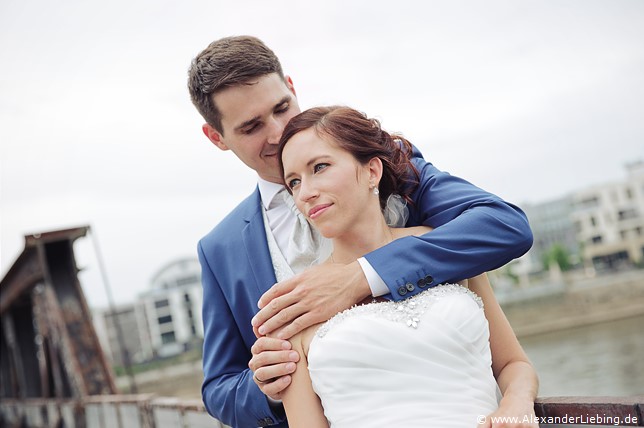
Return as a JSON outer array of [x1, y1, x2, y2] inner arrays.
[[417, 278, 426, 288], [397, 285, 408, 296], [424, 275, 434, 285], [405, 282, 415, 292], [257, 417, 274, 427], [258, 417, 274, 427]]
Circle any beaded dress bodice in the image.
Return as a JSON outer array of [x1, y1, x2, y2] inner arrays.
[[314, 283, 482, 337], [307, 284, 500, 428]]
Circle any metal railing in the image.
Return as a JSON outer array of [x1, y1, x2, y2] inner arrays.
[[0, 394, 228, 428], [1, 395, 642, 427]]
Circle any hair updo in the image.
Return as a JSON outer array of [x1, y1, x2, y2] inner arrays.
[[278, 106, 419, 209]]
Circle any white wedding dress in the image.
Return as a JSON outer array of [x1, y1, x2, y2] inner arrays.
[[264, 215, 500, 427], [306, 284, 501, 427]]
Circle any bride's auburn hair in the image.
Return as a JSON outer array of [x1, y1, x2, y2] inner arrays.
[[278, 106, 419, 209]]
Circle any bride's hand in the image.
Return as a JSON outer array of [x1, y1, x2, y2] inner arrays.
[[477, 397, 538, 428], [252, 261, 371, 339]]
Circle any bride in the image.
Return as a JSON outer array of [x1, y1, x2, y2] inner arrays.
[[274, 106, 538, 427]]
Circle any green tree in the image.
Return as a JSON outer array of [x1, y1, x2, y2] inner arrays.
[[542, 244, 572, 271]]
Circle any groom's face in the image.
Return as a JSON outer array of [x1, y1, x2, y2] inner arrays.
[[202, 73, 300, 184]]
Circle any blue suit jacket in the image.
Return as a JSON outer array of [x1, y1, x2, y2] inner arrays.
[[199, 150, 533, 427]]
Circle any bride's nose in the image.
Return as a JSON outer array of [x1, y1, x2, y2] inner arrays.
[[297, 178, 318, 203]]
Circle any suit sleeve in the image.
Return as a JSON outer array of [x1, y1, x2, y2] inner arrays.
[[364, 154, 533, 301], [199, 241, 285, 428]]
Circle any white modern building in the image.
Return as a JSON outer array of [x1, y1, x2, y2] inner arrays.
[[93, 257, 204, 363], [511, 161, 644, 277], [571, 161, 644, 269], [93, 302, 154, 365], [518, 196, 578, 274], [139, 258, 204, 358]]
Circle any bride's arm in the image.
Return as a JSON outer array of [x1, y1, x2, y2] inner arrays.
[[468, 274, 539, 428], [280, 332, 329, 428]]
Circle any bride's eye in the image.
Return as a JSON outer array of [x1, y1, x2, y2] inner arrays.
[[314, 163, 329, 173], [288, 178, 301, 189]]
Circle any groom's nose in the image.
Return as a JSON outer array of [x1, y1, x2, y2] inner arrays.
[[265, 116, 285, 145]]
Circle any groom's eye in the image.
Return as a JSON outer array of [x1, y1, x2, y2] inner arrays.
[[242, 123, 259, 134], [275, 102, 289, 114]]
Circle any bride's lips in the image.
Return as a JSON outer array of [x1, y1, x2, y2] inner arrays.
[[308, 203, 332, 220]]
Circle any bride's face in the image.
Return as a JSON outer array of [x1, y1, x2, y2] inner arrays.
[[282, 128, 376, 239]]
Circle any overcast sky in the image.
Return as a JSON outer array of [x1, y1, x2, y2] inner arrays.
[[1, 0, 643, 308]]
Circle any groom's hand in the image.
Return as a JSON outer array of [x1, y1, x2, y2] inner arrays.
[[249, 337, 299, 400], [252, 261, 371, 339]]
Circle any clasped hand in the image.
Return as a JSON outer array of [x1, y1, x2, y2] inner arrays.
[[252, 261, 369, 339], [249, 261, 370, 398]]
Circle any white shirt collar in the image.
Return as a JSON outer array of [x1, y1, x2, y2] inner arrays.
[[257, 177, 286, 210]]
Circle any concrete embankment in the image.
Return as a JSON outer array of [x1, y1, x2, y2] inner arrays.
[[500, 269, 644, 338]]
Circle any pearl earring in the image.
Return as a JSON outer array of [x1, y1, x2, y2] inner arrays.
[[373, 187, 380, 196]]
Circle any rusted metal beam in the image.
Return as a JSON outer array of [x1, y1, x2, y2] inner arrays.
[[0, 226, 89, 314], [0, 226, 116, 400], [1, 312, 27, 398], [0, 247, 42, 314]]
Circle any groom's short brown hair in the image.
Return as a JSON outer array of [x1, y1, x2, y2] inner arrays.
[[187, 36, 285, 134]]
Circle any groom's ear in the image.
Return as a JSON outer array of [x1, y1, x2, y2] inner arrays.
[[202, 123, 229, 151], [284, 75, 297, 97], [368, 157, 384, 184]]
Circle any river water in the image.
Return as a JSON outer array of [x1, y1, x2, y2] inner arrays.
[[519, 314, 644, 396], [132, 314, 644, 401]]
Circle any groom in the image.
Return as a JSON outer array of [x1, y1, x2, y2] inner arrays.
[[188, 36, 533, 428]]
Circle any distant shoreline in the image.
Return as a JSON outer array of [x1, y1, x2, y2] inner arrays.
[[511, 302, 644, 338], [117, 270, 644, 398], [500, 269, 644, 338]]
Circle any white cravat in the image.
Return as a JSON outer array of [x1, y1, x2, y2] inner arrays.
[[278, 188, 330, 274], [263, 185, 295, 257], [258, 178, 385, 294]]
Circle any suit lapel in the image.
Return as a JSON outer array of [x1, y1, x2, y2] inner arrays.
[[242, 190, 278, 296]]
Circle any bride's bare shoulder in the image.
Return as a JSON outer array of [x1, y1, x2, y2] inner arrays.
[[300, 323, 323, 358], [269, 323, 322, 357], [391, 225, 432, 240]]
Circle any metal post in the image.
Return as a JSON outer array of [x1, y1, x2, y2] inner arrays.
[[88, 226, 138, 394]]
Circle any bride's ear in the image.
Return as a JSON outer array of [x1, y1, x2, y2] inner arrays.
[[367, 157, 383, 186]]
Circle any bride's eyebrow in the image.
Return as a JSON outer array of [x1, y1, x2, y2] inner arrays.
[[305, 155, 331, 167]]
